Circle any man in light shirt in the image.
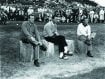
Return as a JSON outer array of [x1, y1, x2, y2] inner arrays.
[[77, 18, 93, 57], [43, 17, 69, 59]]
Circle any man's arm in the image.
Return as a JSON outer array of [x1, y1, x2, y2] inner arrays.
[[87, 25, 91, 39], [77, 24, 81, 36], [34, 24, 42, 45], [54, 24, 59, 36]]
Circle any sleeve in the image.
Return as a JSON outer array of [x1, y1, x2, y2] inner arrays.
[[87, 25, 91, 37], [34, 24, 41, 42], [21, 21, 32, 38], [77, 24, 81, 36], [54, 24, 59, 35]]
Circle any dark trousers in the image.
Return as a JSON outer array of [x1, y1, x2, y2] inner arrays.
[[44, 35, 67, 53]]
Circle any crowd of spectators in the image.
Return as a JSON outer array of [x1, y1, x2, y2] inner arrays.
[[0, 1, 105, 24]]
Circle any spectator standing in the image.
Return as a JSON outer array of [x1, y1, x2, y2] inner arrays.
[[19, 8, 24, 21], [89, 9, 94, 23], [66, 8, 70, 23], [0, 9, 8, 24], [99, 8, 104, 23], [78, 7, 83, 22], [61, 15, 66, 23], [27, 6, 34, 16], [104, 8, 105, 23], [72, 5, 79, 23], [24, 6, 28, 21], [93, 12, 99, 23], [14, 7, 19, 21]]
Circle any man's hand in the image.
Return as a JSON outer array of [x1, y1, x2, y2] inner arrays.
[[31, 37, 36, 41], [91, 32, 96, 39], [31, 37, 39, 45], [87, 36, 91, 40], [31, 37, 43, 46], [38, 42, 42, 46], [55, 32, 59, 36]]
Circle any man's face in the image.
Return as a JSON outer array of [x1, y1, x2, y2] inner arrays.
[[83, 19, 88, 26], [29, 16, 35, 23], [84, 19, 88, 24], [53, 17, 58, 24]]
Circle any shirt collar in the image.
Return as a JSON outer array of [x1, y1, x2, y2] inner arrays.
[[28, 20, 34, 24], [82, 23, 88, 27]]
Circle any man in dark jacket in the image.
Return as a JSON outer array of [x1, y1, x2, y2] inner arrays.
[[21, 13, 42, 67]]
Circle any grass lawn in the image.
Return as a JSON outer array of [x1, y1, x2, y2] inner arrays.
[[0, 21, 105, 79]]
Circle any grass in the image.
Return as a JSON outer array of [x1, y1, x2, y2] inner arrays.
[[0, 22, 105, 79], [51, 67, 105, 79]]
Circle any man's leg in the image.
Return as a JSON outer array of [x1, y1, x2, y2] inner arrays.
[[54, 35, 68, 59], [33, 46, 40, 67], [86, 40, 93, 57], [45, 36, 68, 59]]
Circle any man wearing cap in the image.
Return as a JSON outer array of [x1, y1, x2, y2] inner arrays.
[[77, 17, 95, 57], [21, 14, 42, 67]]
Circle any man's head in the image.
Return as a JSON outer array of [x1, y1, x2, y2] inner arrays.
[[52, 16, 58, 24], [81, 17, 89, 26], [28, 14, 35, 23]]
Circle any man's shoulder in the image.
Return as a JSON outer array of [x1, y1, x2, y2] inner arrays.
[[21, 21, 29, 26], [78, 23, 84, 28], [44, 21, 51, 27], [87, 24, 91, 27], [22, 21, 28, 24], [78, 23, 82, 26]]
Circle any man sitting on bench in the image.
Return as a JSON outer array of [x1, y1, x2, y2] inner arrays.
[[43, 16, 69, 59], [77, 17, 96, 57], [21, 13, 42, 67]]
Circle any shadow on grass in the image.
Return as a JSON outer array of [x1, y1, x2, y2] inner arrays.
[[51, 67, 105, 79]]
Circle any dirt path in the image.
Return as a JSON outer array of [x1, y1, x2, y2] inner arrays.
[[9, 47, 105, 79]]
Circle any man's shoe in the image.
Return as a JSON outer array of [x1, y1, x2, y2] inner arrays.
[[59, 52, 64, 59], [64, 51, 73, 56], [59, 55, 68, 60], [34, 60, 40, 67], [63, 56, 68, 60], [87, 51, 93, 57]]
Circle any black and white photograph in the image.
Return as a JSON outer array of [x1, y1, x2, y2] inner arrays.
[[0, 0, 105, 79]]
